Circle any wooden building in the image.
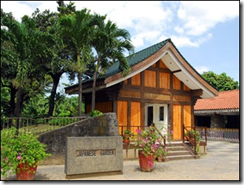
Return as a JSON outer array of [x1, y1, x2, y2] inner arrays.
[[65, 39, 218, 141]]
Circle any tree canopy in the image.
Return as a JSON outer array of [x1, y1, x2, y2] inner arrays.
[[1, 2, 134, 118], [201, 71, 239, 91]]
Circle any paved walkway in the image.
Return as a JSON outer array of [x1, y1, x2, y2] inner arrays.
[[1, 140, 240, 181]]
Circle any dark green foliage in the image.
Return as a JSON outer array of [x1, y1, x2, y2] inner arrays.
[[1, 3, 133, 120], [202, 71, 239, 91], [89, 110, 103, 117]]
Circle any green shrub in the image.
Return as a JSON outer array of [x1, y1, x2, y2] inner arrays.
[[49, 118, 74, 126], [89, 110, 103, 117], [1, 127, 51, 177]]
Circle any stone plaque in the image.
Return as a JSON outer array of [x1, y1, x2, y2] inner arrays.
[[65, 136, 123, 177]]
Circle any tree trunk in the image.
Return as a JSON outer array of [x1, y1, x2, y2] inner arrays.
[[47, 73, 62, 117], [77, 51, 83, 116], [78, 72, 83, 116], [91, 59, 100, 112], [14, 87, 22, 134], [10, 87, 17, 117]]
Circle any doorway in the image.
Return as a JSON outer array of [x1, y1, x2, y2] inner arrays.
[[145, 104, 168, 135]]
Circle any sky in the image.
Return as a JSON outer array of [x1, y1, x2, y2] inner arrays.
[[1, 1, 241, 93]]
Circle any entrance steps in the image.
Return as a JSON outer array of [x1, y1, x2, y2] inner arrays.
[[164, 142, 200, 162], [123, 142, 200, 161]]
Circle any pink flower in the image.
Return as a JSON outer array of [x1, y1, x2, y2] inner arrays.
[[136, 129, 141, 134], [171, 131, 174, 134], [4, 157, 8, 162], [148, 161, 153, 167], [17, 156, 21, 160]]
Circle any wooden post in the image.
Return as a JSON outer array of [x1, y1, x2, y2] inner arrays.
[[193, 126, 196, 155], [205, 127, 207, 144], [183, 124, 185, 144]]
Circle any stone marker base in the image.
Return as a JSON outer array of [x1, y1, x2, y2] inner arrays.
[[65, 136, 123, 177], [66, 170, 123, 179]]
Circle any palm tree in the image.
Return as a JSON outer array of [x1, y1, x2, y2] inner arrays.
[[90, 15, 134, 111], [59, 9, 94, 116]]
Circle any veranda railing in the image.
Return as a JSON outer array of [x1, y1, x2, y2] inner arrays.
[[1, 116, 87, 135], [196, 127, 239, 142]]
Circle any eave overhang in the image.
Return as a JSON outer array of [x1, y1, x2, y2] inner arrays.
[[194, 109, 239, 115], [103, 42, 218, 99], [65, 40, 219, 98]]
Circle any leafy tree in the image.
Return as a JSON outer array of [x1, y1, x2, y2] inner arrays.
[[59, 9, 95, 116], [90, 15, 134, 111], [1, 87, 11, 117], [1, 9, 52, 121], [201, 71, 239, 91], [31, 6, 76, 117], [1, 9, 19, 116]]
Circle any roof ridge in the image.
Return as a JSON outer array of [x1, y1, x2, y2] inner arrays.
[[97, 38, 171, 79], [126, 38, 171, 59]]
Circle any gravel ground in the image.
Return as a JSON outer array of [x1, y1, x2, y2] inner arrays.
[[1, 140, 240, 181]]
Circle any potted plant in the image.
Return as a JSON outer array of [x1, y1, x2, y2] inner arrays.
[[123, 129, 134, 144], [135, 126, 170, 172], [1, 127, 51, 180], [155, 146, 167, 162], [184, 129, 200, 152]]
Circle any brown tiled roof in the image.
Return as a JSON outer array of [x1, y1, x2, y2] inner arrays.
[[194, 89, 239, 110]]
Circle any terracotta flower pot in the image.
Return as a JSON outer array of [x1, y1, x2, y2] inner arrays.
[[138, 150, 154, 172], [157, 156, 163, 162], [123, 134, 131, 144], [16, 162, 38, 180]]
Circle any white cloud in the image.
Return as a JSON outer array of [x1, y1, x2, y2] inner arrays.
[[177, 1, 239, 36], [74, 1, 173, 48], [170, 33, 212, 48], [36, 1, 59, 14], [174, 26, 184, 34], [195, 66, 210, 74], [1, 1, 239, 50], [1, 1, 34, 22]]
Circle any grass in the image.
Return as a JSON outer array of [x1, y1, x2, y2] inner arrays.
[[2, 124, 62, 136]]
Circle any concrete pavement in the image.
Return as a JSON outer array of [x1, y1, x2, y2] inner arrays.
[[1, 140, 240, 181]]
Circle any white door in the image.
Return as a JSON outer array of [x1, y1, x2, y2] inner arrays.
[[145, 104, 168, 135]]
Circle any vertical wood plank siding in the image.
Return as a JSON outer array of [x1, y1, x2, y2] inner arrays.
[[131, 73, 141, 86], [159, 72, 170, 89], [173, 104, 182, 140], [130, 102, 141, 134], [117, 101, 128, 134], [86, 101, 112, 113], [159, 59, 168, 68], [173, 75, 181, 90], [183, 105, 192, 128], [184, 84, 191, 91], [144, 70, 156, 87]]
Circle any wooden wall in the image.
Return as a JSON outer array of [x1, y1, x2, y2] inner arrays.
[[173, 105, 181, 140], [86, 101, 112, 114], [117, 101, 128, 135], [115, 59, 194, 139]]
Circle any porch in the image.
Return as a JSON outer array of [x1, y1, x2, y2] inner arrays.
[[120, 125, 239, 160]]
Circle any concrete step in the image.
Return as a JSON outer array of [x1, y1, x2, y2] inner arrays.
[[167, 150, 191, 156], [164, 142, 200, 161], [123, 142, 200, 161], [166, 146, 188, 151], [165, 154, 199, 161]]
